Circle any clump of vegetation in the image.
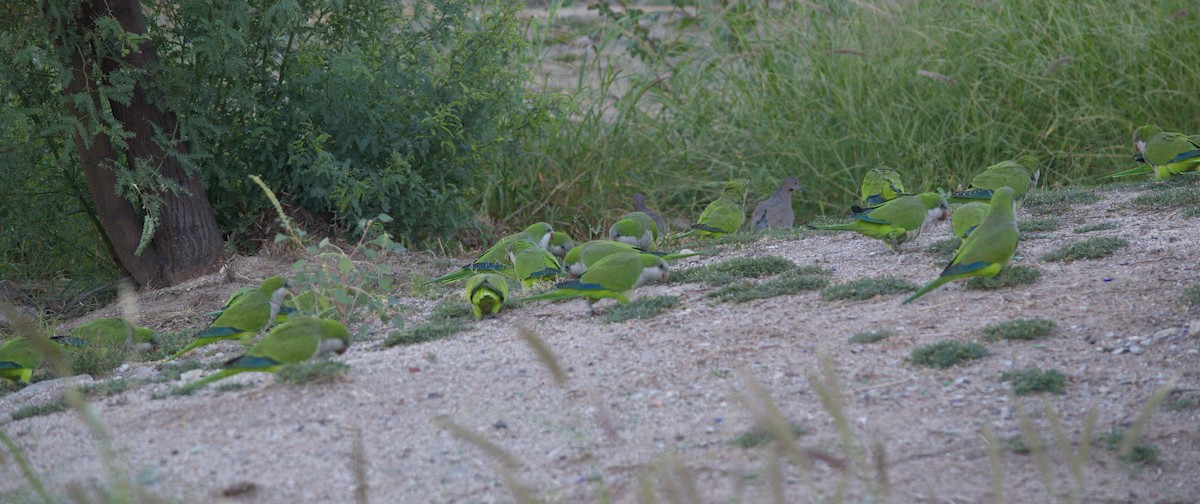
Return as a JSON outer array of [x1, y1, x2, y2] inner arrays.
[[1072, 221, 1117, 234], [925, 238, 960, 260], [848, 329, 894, 344], [674, 256, 798, 285], [1098, 429, 1159, 465], [981, 319, 1056, 341], [11, 378, 131, 421], [731, 421, 810, 449], [1000, 368, 1067, 395], [1002, 435, 1032, 455], [429, 298, 475, 321], [820, 277, 917, 302], [1181, 284, 1200, 306], [11, 401, 69, 421], [605, 295, 679, 323], [966, 265, 1041, 290], [276, 361, 351, 386], [1128, 184, 1200, 209], [384, 320, 469, 347], [1041, 237, 1128, 262], [708, 270, 830, 303], [910, 341, 989, 368], [1021, 217, 1059, 232], [1025, 188, 1100, 209]]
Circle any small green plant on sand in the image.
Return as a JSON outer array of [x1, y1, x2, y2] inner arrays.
[[981, 319, 1056, 341], [910, 341, 989, 368]]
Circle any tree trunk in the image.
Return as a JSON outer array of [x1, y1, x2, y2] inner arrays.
[[51, 0, 226, 288]]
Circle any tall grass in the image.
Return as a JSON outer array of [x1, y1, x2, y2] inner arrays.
[[488, 0, 1200, 237]]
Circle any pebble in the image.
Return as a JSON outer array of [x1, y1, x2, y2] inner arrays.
[[1111, 347, 1126, 355], [1128, 344, 1143, 354]]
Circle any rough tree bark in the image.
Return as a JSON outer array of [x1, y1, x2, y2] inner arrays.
[[51, 0, 226, 288]]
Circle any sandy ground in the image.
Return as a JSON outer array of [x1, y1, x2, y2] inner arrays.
[[2, 181, 1200, 504]]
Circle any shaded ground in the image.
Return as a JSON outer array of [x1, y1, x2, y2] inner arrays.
[[2, 180, 1200, 503]]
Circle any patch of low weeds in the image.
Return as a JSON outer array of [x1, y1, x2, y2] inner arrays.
[[981, 319, 1056, 341], [1162, 396, 1200, 412], [1128, 184, 1200, 209], [152, 360, 206, 383], [11, 378, 132, 421], [848, 329, 893, 344], [820, 276, 916, 302], [276, 360, 351, 386], [384, 319, 469, 347], [1181, 284, 1200, 305], [731, 421, 810, 449], [1098, 428, 1159, 466], [708, 270, 830, 303], [1025, 187, 1100, 208], [1040, 237, 1128, 262], [966, 265, 1041, 290], [429, 298, 474, 321], [924, 238, 960, 261], [999, 368, 1066, 395], [146, 329, 195, 361], [1021, 217, 1059, 232], [1002, 435, 1031, 455], [909, 340, 988, 368], [605, 295, 679, 323], [1073, 221, 1118, 234], [674, 256, 798, 285], [11, 400, 68, 421]]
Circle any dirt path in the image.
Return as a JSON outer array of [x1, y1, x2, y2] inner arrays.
[[2, 182, 1199, 503]]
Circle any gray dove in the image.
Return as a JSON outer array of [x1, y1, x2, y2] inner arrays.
[[751, 177, 802, 231]]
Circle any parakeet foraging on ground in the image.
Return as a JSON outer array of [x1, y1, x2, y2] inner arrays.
[[547, 232, 575, 260], [424, 222, 554, 285], [522, 252, 669, 308], [809, 192, 949, 252], [904, 187, 1019, 304], [631, 193, 669, 236], [860, 167, 908, 206], [950, 155, 1039, 206], [178, 316, 351, 392], [609, 211, 660, 250], [677, 179, 747, 238], [511, 241, 563, 289], [751, 177, 802, 231], [465, 273, 509, 319], [0, 338, 42, 384], [165, 276, 290, 362], [54, 317, 157, 352], [950, 202, 990, 240], [563, 240, 702, 277], [1130, 125, 1200, 181]]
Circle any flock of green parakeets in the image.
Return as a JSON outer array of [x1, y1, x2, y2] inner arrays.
[[1, 125, 1196, 391]]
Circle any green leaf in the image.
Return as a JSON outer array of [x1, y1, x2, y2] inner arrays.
[[377, 213, 393, 223], [275, 233, 288, 243], [337, 256, 353, 276]]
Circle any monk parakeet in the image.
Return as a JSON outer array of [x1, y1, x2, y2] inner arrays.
[[810, 192, 949, 252], [677, 180, 747, 238], [950, 202, 990, 240], [165, 276, 290, 362], [425, 222, 554, 285], [904, 187, 1019, 304], [609, 211, 660, 250], [547, 232, 575, 260], [631, 193, 669, 235], [564, 240, 702, 277], [179, 316, 351, 392], [464, 273, 509, 319], [55, 317, 157, 352], [1131, 125, 1200, 181], [950, 156, 1039, 206], [860, 167, 908, 206], [511, 241, 563, 289], [0, 338, 42, 384], [208, 285, 297, 322], [751, 177, 801, 231], [523, 252, 669, 308]]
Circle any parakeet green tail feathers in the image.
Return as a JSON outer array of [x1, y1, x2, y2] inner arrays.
[[1100, 165, 1153, 179], [194, 326, 248, 340], [657, 251, 705, 261], [178, 369, 241, 393], [949, 188, 994, 201], [902, 277, 953, 305]]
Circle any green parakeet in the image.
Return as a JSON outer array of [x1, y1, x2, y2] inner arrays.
[[904, 187, 1019, 304], [810, 192, 949, 252], [208, 285, 296, 322], [523, 252, 669, 307], [609, 211, 660, 250], [425, 222, 554, 285], [511, 241, 563, 289], [950, 156, 1039, 206], [0, 338, 42, 384], [464, 273, 509, 319], [165, 276, 290, 362], [179, 316, 351, 392], [950, 202, 990, 240], [1134, 125, 1200, 181], [751, 177, 801, 231], [860, 167, 908, 206], [676, 180, 747, 238], [55, 317, 157, 352], [631, 193, 669, 235], [547, 232, 575, 260], [564, 240, 702, 277]]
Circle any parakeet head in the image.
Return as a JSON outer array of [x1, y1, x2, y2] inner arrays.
[[524, 222, 554, 249], [1133, 125, 1160, 154], [635, 254, 670, 285], [1014, 155, 1038, 173], [317, 319, 352, 355], [548, 232, 575, 258], [916, 192, 950, 220], [723, 179, 747, 196], [133, 327, 157, 345], [991, 186, 1017, 212], [259, 276, 289, 293]]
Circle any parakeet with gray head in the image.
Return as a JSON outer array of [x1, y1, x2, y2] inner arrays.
[[55, 317, 157, 352], [178, 316, 351, 392], [631, 193, 669, 236], [904, 186, 1019, 304], [0, 337, 41, 384], [465, 273, 509, 319], [511, 240, 564, 289], [1130, 125, 1200, 181], [165, 276, 290, 362], [564, 240, 702, 277], [547, 232, 575, 260], [609, 211, 660, 250], [950, 155, 1039, 206], [424, 222, 554, 285], [860, 167, 908, 206], [751, 177, 801, 231], [810, 192, 949, 252], [677, 179, 747, 238], [522, 252, 669, 308]]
